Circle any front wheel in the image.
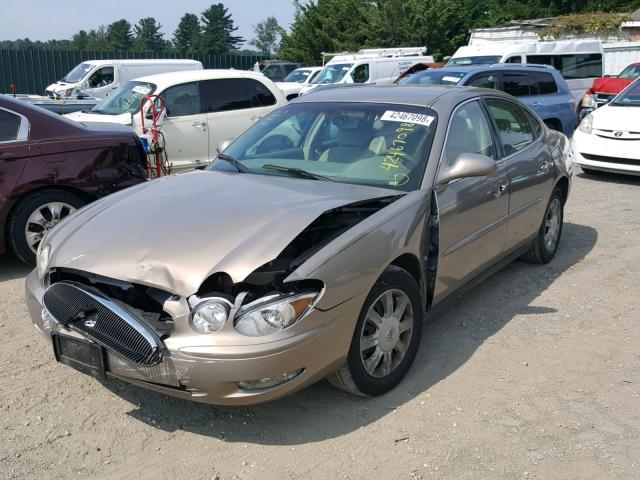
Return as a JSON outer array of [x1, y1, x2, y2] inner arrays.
[[521, 188, 564, 264], [327, 266, 423, 396], [8, 190, 85, 265]]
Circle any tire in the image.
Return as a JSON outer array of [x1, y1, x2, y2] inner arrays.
[[521, 188, 564, 264], [8, 190, 85, 266], [327, 266, 423, 397]]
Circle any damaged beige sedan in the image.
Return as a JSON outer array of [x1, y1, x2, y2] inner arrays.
[[25, 86, 573, 405]]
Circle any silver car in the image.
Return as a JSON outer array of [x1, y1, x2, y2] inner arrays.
[[25, 86, 573, 405]]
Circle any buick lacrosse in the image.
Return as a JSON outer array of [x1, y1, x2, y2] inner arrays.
[[26, 86, 572, 405]]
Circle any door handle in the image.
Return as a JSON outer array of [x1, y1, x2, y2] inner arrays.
[[192, 121, 207, 129], [495, 183, 508, 196]]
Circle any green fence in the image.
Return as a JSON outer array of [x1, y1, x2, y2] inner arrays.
[[0, 50, 267, 94]]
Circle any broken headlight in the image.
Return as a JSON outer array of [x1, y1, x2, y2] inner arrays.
[[234, 293, 317, 337], [37, 244, 50, 279], [190, 297, 233, 334]]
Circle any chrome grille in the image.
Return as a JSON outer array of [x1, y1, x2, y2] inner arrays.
[[43, 281, 163, 366]]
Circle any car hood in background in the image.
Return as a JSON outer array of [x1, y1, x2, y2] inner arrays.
[[46, 171, 398, 297], [65, 111, 133, 126], [591, 77, 634, 94], [591, 104, 639, 131]]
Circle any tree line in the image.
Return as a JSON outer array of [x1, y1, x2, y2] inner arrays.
[[278, 0, 640, 64], [0, 3, 249, 55]]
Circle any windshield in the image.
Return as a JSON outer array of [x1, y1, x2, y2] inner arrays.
[[63, 63, 94, 83], [619, 64, 640, 80], [91, 81, 157, 115], [312, 64, 354, 84], [448, 56, 501, 66], [611, 78, 640, 106], [284, 69, 313, 83], [401, 70, 466, 85], [208, 102, 437, 191]]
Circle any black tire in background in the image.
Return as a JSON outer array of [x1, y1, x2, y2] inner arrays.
[[7, 189, 85, 266]]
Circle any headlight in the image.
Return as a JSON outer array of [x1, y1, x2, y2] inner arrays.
[[235, 293, 317, 336], [581, 94, 596, 109], [190, 297, 232, 334], [36, 244, 50, 279], [578, 114, 593, 134], [64, 88, 73, 97]]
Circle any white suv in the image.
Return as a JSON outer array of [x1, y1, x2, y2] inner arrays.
[[65, 70, 285, 172]]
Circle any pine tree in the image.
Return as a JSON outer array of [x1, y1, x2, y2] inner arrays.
[[199, 3, 244, 54], [133, 17, 166, 52], [106, 19, 133, 51], [173, 13, 201, 52]]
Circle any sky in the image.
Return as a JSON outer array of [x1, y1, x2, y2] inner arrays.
[[2, 0, 297, 46]]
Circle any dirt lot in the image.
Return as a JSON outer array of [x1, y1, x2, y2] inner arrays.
[[1, 172, 639, 480]]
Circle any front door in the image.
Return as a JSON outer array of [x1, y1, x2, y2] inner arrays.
[[85, 66, 116, 98], [157, 81, 209, 172], [434, 100, 509, 301]]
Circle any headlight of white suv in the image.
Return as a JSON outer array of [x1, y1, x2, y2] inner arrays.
[[36, 244, 50, 279], [578, 113, 593, 134], [235, 293, 318, 337]]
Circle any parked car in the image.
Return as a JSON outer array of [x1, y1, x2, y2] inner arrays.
[[65, 70, 286, 172], [392, 62, 445, 84], [45, 59, 203, 100], [257, 60, 301, 82], [400, 64, 577, 137], [299, 47, 435, 95], [0, 95, 147, 265], [276, 67, 324, 100], [572, 77, 640, 176], [26, 85, 572, 406], [579, 62, 640, 118]]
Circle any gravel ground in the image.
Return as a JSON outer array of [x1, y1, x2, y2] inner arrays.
[[1, 172, 639, 480]]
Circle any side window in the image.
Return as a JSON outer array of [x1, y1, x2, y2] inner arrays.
[[506, 56, 522, 63], [161, 82, 201, 117], [201, 79, 252, 113], [527, 54, 602, 79], [284, 64, 297, 74], [444, 101, 496, 165], [246, 79, 277, 107], [534, 72, 559, 95], [486, 98, 535, 155], [524, 109, 543, 138], [0, 109, 24, 142], [88, 66, 114, 88], [467, 73, 498, 90], [351, 64, 370, 83], [502, 73, 536, 96]]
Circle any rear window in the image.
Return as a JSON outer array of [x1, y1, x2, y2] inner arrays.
[[534, 72, 559, 95], [0, 109, 22, 142], [448, 56, 501, 66], [246, 79, 277, 107]]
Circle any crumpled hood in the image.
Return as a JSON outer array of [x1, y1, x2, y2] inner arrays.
[[65, 111, 133, 126], [591, 104, 640, 131], [590, 77, 634, 94], [46, 170, 397, 297]]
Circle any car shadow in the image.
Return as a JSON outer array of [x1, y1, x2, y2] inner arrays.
[[577, 171, 640, 186], [101, 222, 597, 445], [0, 255, 31, 283]]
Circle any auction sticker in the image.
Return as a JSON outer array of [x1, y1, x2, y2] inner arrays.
[[442, 76, 462, 83], [132, 85, 153, 95], [381, 111, 435, 126]]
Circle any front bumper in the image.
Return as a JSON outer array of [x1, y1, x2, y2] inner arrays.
[[572, 130, 640, 176], [26, 271, 363, 405]]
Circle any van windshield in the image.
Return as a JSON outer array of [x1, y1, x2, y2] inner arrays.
[[63, 63, 94, 83], [448, 56, 501, 66], [312, 64, 354, 84], [91, 81, 157, 115]]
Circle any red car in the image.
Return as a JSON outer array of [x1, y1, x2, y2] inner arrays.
[[0, 95, 147, 264], [584, 62, 640, 108]]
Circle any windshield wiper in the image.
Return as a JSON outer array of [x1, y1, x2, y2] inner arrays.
[[216, 153, 250, 173], [262, 164, 334, 181]]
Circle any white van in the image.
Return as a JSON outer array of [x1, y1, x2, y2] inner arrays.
[[64, 69, 285, 172], [45, 59, 203, 99], [299, 47, 435, 95], [448, 40, 603, 99]]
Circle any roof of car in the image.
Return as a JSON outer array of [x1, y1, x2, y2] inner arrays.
[[132, 69, 270, 88], [293, 84, 511, 108], [438, 63, 557, 74]]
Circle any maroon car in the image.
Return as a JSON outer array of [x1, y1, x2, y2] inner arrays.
[[0, 95, 147, 264]]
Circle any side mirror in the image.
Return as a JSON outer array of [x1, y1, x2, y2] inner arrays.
[[216, 138, 235, 154], [437, 153, 497, 185]]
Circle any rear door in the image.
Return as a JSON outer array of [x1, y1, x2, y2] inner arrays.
[[202, 78, 279, 156], [484, 97, 553, 251], [434, 99, 509, 301], [158, 81, 209, 172]]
